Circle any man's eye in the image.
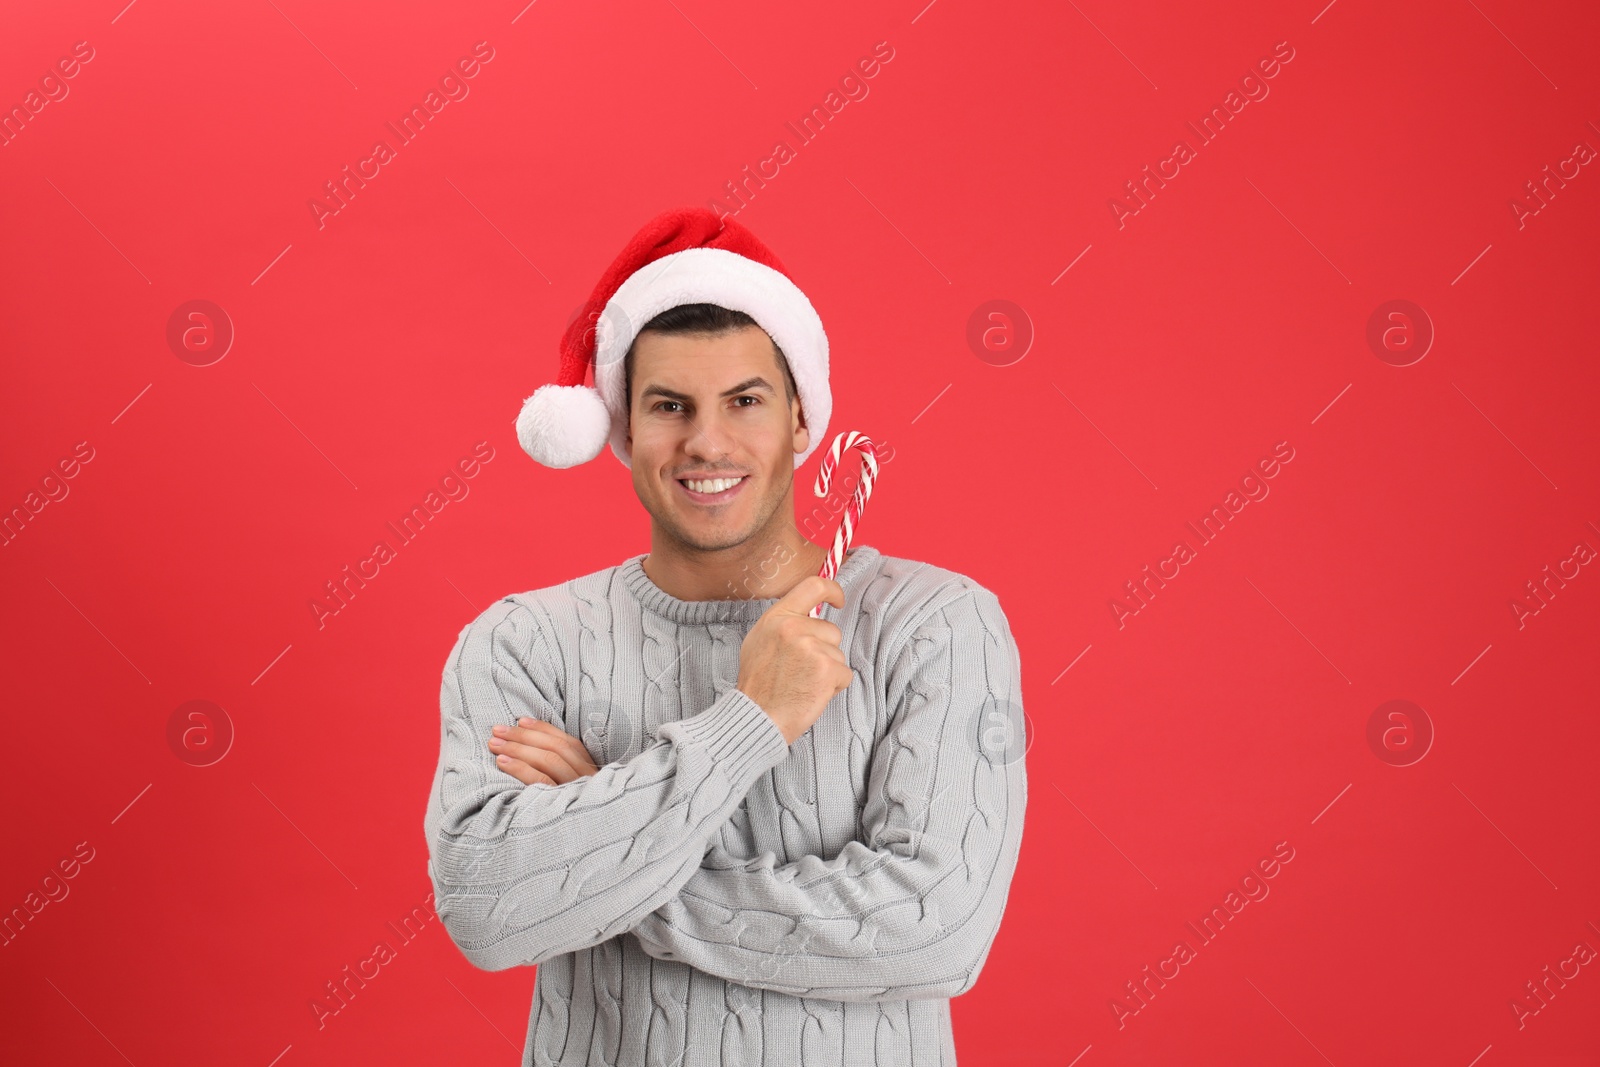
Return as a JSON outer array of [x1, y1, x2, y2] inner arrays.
[[734, 396, 758, 407], [654, 401, 681, 413]]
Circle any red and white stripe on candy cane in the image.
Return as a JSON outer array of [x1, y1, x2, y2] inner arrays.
[[809, 430, 881, 618]]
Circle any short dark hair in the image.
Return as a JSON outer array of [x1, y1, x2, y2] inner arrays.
[[623, 303, 798, 411]]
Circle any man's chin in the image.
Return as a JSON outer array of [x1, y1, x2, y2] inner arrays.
[[662, 515, 759, 554], [685, 518, 750, 545]]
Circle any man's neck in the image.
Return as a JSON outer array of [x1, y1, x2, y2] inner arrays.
[[641, 527, 832, 603]]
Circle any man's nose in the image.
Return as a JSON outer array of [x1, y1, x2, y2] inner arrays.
[[682, 407, 736, 460]]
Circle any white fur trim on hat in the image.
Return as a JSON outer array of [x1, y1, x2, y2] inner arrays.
[[591, 247, 830, 470], [515, 383, 612, 469]]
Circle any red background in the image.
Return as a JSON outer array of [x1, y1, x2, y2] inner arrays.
[[3, 0, 1598, 1064]]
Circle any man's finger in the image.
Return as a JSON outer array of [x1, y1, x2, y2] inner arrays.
[[494, 753, 555, 786], [515, 719, 602, 775], [490, 734, 590, 783], [491, 722, 599, 780], [504, 719, 598, 769], [774, 575, 844, 618], [812, 638, 848, 665]]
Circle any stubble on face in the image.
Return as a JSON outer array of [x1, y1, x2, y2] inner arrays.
[[627, 325, 807, 561]]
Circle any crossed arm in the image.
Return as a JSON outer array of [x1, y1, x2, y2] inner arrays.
[[429, 590, 1027, 1001], [423, 599, 792, 973]]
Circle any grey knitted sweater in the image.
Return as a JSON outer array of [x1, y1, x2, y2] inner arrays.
[[424, 545, 1028, 1066]]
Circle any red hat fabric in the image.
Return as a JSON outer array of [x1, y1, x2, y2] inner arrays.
[[515, 207, 831, 470]]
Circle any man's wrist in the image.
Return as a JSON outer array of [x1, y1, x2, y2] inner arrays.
[[734, 682, 796, 746]]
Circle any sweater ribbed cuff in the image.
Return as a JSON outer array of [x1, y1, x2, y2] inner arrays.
[[666, 686, 790, 787]]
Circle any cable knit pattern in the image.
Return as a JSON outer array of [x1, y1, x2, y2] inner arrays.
[[424, 545, 1028, 1066]]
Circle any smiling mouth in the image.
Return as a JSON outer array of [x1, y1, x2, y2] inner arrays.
[[676, 475, 749, 505]]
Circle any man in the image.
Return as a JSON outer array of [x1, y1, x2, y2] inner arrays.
[[423, 208, 1027, 1066]]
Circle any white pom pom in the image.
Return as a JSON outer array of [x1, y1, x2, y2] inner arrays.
[[515, 384, 612, 469]]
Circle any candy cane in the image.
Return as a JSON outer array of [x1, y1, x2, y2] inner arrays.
[[809, 431, 881, 618]]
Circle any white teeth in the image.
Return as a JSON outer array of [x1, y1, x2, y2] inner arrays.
[[683, 477, 744, 494]]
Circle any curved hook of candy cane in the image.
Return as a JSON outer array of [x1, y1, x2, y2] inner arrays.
[[812, 430, 879, 499], [809, 431, 880, 619]]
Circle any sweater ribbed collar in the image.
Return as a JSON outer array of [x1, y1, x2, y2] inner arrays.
[[621, 545, 880, 625]]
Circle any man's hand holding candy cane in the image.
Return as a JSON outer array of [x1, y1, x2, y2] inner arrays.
[[491, 430, 879, 781], [490, 574, 849, 782]]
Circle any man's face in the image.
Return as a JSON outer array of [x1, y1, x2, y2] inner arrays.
[[625, 325, 809, 553]]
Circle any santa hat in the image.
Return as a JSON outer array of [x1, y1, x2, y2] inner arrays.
[[515, 207, 831, 470]]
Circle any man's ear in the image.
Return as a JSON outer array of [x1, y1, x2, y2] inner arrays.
[[791, 397, 810, 457]]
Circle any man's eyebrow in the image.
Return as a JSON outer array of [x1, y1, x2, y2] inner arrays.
[[639, 377, 776, 403]]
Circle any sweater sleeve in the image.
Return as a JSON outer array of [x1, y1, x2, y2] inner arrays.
[[629, 588, 1028, 1001], [423, 599, 791, 973]]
